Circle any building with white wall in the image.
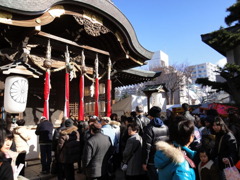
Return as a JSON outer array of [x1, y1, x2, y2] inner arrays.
[[189, 62, 218, 83], [136, 50, 169, 71], [116, 50, 203, 106]]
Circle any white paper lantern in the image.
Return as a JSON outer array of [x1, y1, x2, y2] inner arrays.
[[151, 92, 162, 107], [4, 76, 29, 113]]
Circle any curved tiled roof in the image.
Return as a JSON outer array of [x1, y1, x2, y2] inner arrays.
[[0, 0, 153, 60]]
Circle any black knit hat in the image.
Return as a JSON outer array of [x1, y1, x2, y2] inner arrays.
[[65, 119, 73, 127], [148, 106, 161, 117]]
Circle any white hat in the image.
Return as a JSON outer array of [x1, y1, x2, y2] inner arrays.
[[40, 116, 47, 120]]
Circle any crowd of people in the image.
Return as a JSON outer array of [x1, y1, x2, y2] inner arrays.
[[0, 103, 240, 180]]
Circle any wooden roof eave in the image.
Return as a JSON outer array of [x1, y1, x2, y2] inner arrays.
[[120, 68, 161, 78], [112, 69, 161, 88], [0, 0, 153, 62], [142, 84, 168, 93]]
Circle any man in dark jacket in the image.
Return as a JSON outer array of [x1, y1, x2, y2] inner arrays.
[[35, 116, 53, 174], [142, 106, 169, 180], [82, 122, 112, 180], [135, 105, 150, 136]]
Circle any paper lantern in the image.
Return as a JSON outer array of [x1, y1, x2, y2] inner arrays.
[[4, 76, 29, 113]]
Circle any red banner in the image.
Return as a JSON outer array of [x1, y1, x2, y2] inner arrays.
[[94, 78, 99, 117], [43, 70, 50, 120], [64, 73, 69, 118], [106, 79, 112, 117], [78, 75, 84, 121]]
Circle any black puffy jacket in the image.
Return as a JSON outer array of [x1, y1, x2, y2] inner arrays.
[[142, 117, 169, 165]]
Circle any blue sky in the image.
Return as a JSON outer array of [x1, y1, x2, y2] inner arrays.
[[113, 0, 236, 66]]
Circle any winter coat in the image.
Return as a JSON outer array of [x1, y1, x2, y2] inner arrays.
[[110, 121, 121, 153], [110, 121, 121, 140], [229, 123, 240, 148], [101, 124, 116, 146], [35, 120, 53, 144], [183, 111, 195, 121], [135, 114, 150, 136], [211, 132, 238, 170], [198, 160, 219, 180], [119, 125, 130, 156], [142, 117, 169, 165], [57, 126, 80, 164], [154, 141, 196, 180], [0, 160, 13, 180], [201, 128, 215, 152], [82, 132, 111, 178], [123, 133, 145, 176], [5, 150, 18, 177], [13, 126, 31, 153], [52, 125, 65, 152]]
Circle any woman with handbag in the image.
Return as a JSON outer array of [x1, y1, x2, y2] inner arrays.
[[122, 123, 146, 180], [211, 116, 238, 180]]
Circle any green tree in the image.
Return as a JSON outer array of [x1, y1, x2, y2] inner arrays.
[[225, 1, 240, 26], [205, 1, 240, 52], [196, 64, 240, 105]]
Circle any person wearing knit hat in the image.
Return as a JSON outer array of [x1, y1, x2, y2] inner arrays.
[[148, 106, 161, 118], [57, 118, 80, 180], [142, 106, 169, 180], [65, 119, 73, 127]]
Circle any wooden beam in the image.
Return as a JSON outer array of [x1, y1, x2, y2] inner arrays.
[[37, 31, 110, 56], [0, 11, 55, 27], [129, 55, 144, 66], [28, 54, 94, 74]]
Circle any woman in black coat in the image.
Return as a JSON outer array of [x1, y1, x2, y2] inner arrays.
[[57, 119, 80, 180], [211, 116, 238, 180]]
